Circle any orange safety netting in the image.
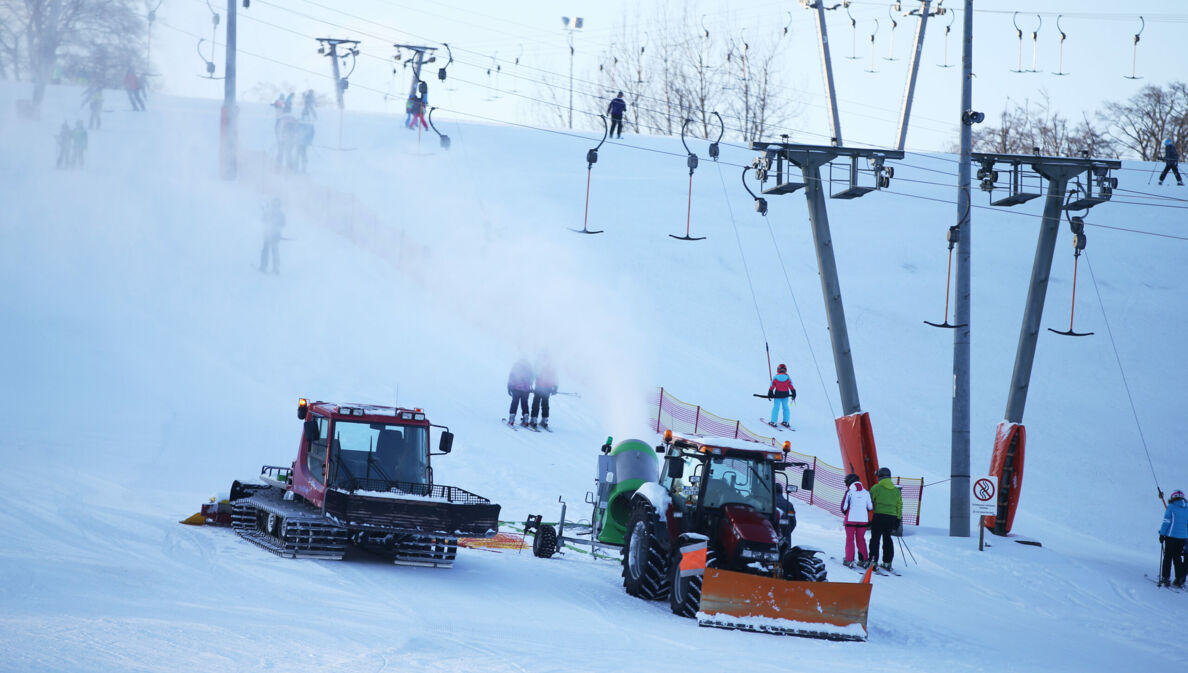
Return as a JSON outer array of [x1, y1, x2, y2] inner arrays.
[[648, 387, 922, 526]]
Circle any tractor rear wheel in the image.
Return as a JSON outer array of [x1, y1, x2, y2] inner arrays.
[[621, 501, 670, 600], [532, 524, 558, 558]]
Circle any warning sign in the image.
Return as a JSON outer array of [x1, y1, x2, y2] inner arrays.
[[972, 476, 997, 516]]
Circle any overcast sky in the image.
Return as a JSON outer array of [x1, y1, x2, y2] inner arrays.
[[146, 0, 1187, 152]]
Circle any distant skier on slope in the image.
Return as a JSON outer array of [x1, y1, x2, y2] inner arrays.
[[1158, 489, 1187, 588], [529, 354, 557, 430], [258, 198, 285, 274], [507, 358, 534, 427], [868, 466, 903, 572], [841, 473, 872, 568], [1157, 139, 1183, 186], [766, 363, 796, 428], [606, 91, 627, 139]]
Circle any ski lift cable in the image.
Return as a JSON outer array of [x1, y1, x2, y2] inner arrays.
[[157, 18, 1188, 240], [1081, 248, 1165, 503]]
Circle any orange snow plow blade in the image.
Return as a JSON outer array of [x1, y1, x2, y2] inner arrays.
[[697, 568, 872, 641]]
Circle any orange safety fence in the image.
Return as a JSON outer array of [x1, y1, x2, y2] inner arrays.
[[649, 387, 922, 526]]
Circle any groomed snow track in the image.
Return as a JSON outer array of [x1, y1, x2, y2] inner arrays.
[[231, 487, 349, 560]]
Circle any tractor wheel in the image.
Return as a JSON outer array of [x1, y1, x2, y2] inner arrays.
[[621, 501, 670, 600], [532, 524, 558, 558], [782, 549, 828, 582], [669, 544, 715, 618]]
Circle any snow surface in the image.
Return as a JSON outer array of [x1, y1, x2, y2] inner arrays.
[[1, 81, 1186, 672]]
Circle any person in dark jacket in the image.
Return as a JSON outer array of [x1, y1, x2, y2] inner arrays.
[[529, 354, 557, 430], [766, 363, 796, 428], [607, 91, 627, 139], [507, 358, 534, 426], [1158, 489, 1187, 587], [1158, 139, 1182, 186], [868, 466, 903, 571]]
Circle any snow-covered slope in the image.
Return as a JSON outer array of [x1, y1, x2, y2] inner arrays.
[[1, 81, 1186, 672]]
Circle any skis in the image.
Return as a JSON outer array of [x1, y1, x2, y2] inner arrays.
[[874, 565, 902, 576], [759, 419, 796, 432], [1145, 574, 1184, 591], [502, 418, 540, 432]]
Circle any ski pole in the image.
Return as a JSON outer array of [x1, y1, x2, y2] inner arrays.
[[897, 532, 918, 565]]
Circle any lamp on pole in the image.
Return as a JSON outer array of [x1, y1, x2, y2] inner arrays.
[[562, 15, 584, 129]]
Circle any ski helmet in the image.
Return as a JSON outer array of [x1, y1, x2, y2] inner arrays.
[[1166, 139, 1174, 146], [845, 473, 860, 487], [777, 363, 787, 373], [1172, 490, 1185, 502], [877, 467, 891, 479]]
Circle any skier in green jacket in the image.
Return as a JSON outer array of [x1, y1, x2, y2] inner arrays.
[[868, 466, 903, 571]]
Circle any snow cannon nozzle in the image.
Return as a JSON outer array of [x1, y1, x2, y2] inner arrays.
[[601, 436, 613, 454]]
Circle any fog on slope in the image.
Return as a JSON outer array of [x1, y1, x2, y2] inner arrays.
[[1, 81, 1186, 672]]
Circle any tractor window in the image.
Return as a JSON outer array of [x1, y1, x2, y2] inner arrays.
[[666, 453, 705, 514], [306, 416, 329, 484], [329, 421, 429, 489], [703, 457, 774, 514]]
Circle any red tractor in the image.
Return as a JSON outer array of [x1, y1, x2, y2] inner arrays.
[[230, 398, 500, 567]]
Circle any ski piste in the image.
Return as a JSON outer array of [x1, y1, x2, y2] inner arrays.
[[760, 419, 796, 431]]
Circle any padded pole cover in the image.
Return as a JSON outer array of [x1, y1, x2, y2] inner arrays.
[[984, 422, 1026, 534], [836, 412, 880, 488]]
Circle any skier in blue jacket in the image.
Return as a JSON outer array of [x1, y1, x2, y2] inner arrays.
[[1157, 139, 1182, 186], [1158, 489, 1187, 587], [607, 92, 627, 139]]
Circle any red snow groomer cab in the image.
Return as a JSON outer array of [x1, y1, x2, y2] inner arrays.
[[231, 398, 500, 567]]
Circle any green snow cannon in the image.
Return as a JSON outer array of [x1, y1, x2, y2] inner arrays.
[[595, 438, 660, 545]]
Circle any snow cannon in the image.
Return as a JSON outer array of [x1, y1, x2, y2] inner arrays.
[[594, 438, 660, 545]]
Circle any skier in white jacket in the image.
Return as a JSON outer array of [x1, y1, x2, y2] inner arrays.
[[841, 473, 873, 567]]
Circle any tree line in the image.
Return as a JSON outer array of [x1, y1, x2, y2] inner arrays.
[[968, 83, 1188, 160]]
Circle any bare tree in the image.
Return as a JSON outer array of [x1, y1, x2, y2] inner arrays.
[[970, 92, 1117, 158], [7, 0, 144, 107], [1100, 82, 1188, 160]]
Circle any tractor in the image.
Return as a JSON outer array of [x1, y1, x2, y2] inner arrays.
[[228, 398, 500, 567], [528, 431, 872, 640]]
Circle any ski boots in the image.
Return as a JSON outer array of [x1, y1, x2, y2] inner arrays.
[[1158, 577, 1171, 587], [780, 421, 791, 428], [528, 417, 538, 430], [881, 562, 892, 571], [540, 419, 549, 429]]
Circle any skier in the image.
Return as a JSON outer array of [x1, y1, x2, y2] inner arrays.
[[258, 198, 285, 274], [606, 91, 627, 139], [82, 85, 103, 130], [868, 466, 903, 572], [294, 122, 315, 173], [766, 363, 796, 428], [507, 358, 534, 426], [529, 355, 557, 430], [301, 89, 317, 121], [404, 96, 416, 129], [1157, 139, 1183, 186], [1158, 489, 1187, 588], [412, 95, 429, 131], [284, 92, 295, 114], [123, 69, 144, 111], [71, 121, 88, 168], [841, 473, 872, 568], [55, 121, 73, 169]]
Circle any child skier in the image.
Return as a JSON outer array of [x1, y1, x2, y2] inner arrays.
[[1158, 489, 1187, 588], [507, 358, 534, 426], [766, 363, 796, 428], [841, 473, 872, 568]]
